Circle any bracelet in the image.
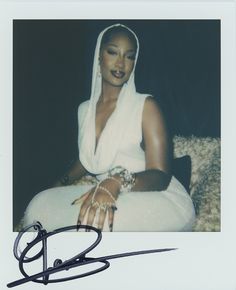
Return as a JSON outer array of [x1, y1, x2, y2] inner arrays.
[[120, 170, 136, 192], [98, 186, 116, 202], [108, 166, 136, 192], [91, 183, 116, 202], [91, 184, 99, 204], [99, 202, 116, 211], [90, 184, 117, 210], [106, 176, 122, 188]]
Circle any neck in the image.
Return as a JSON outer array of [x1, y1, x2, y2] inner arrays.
[[100, 82, 123, 103]]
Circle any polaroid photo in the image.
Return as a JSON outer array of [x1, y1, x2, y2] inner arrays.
[[0, 1, 236, 290]]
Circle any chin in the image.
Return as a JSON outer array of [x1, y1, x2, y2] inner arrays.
[[113, 81, 126, 87], [104, 80, 126, 88], [112, 77, 129, 87]]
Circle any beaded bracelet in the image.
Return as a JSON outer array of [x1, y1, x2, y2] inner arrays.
[[91, 183, 117, 211], [91, 184, 99, 204], [98, 186, 116, 202], [98, 185, 116, 202], [106, 176, 122, 188], [108, 166, 136, 192]]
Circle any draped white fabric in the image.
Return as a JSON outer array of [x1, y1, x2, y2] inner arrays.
[[78, 23, 150, 174]]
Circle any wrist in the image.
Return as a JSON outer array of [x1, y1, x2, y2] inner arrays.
[[107, 175, 122, 189], [108, 166, 136, 192], [100, 178, 120, 199]]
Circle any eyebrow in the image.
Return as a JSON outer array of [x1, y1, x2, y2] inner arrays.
[[106, 44, 136, 53]]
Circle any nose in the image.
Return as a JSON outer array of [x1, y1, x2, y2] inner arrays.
[[115, 55, 125, 69]]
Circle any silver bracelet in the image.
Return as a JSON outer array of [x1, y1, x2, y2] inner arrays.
[[108, 166, 136, 192]]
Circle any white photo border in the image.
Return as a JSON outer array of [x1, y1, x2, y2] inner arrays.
[[1, 1, 236, 290]]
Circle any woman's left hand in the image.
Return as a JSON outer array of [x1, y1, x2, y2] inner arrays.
[[72, 178, 121, 231]]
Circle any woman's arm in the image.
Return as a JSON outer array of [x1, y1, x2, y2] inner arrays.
[[54, 159, 88, 187], [115, 96, 172, 192]]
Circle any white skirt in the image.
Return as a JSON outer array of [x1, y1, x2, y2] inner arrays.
[[23, 176, 196, 232]]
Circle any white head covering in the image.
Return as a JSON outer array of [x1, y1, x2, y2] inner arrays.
[[79, 23, 149, 174]]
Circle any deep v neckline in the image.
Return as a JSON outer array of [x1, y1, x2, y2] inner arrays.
[[94, 101, 117, 155]]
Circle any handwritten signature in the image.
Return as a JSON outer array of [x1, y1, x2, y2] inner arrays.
[[7, 222, 177, 288]]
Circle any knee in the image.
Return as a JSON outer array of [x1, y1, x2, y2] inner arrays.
[[26, 190, 49, 212], [23, 190, 54, 225]]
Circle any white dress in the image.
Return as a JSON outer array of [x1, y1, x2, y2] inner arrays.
[[23, 95, 196, 232], [23, 23, 196, 232]]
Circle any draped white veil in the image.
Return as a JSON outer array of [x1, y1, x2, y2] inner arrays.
[[78, 23, 149, 174]]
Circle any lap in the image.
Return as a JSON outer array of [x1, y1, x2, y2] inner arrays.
[[23, 178, 195, 232]]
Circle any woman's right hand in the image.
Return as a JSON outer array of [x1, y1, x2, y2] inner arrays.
[[71, 178, 121, 231]]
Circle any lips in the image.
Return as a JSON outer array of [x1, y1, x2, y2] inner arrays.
[[111, 70, 125, 79]]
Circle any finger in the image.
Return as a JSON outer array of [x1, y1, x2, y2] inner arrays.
[[108, 206, 117, 232], [77, 198, 91, 226], [86, 205, 98, 231], [71, 191, 90, 205], [97, 206, 107, 231]]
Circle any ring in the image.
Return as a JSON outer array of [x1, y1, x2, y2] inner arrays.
[[107, 202, 116, 208], [99, 202, 117, 211], [91, 200, 100, 208], [99, 203, 108, 211], [111, 205, 118, 211]]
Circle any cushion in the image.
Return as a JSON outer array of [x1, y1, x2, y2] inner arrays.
[[172, 155, 191, 193]]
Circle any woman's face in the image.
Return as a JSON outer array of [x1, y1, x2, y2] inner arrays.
[[99, 32, 136, 88]]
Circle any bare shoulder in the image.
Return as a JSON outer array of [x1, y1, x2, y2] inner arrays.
[[143, 96, 165, 122], [142, 95, 169, 143], [141, 96, 170, 172]]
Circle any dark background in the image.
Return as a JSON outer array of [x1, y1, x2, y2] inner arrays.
[[13, 20, 220, 229]]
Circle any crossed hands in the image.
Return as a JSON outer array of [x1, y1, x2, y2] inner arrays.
[[72, 177, 121, 232]]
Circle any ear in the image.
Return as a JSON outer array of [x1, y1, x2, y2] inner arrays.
[[98, 51, 102, 61], [98, 48, 103, 63]]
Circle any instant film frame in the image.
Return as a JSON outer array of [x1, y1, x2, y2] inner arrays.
[[1, 1, 236, 289], [13, 19, 220, 231]]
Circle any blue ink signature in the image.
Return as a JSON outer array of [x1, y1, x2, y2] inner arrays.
[[7, 222, 177, 287]]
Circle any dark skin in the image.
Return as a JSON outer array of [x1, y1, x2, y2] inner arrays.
[[56, 32, 172, 231]]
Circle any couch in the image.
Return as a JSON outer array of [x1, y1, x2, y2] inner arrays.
[[173, 135, 220, 231]]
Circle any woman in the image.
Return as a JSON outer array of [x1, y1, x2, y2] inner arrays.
[[23, 23, 195, 232]]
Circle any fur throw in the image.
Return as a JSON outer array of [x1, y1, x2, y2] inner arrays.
[[173, 135, 220, 231]]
